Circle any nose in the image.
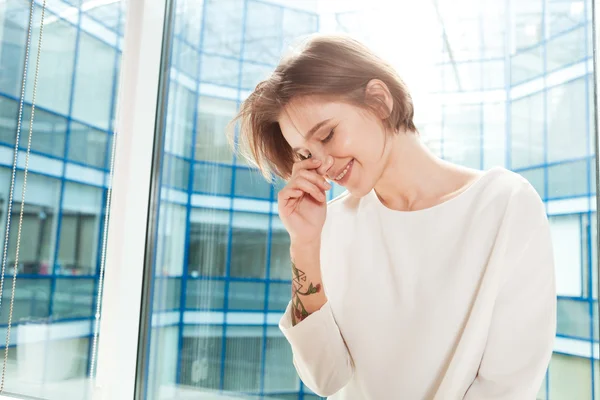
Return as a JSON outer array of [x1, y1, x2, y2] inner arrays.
[[316, 155, 334, 177]]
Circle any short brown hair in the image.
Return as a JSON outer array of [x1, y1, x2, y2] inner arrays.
[[229, 34, 416, 181]]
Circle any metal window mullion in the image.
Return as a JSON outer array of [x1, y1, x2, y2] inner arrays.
[[93, 0, 170, 398]]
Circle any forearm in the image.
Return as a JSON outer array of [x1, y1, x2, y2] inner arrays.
[[290, 241, 328, 326]]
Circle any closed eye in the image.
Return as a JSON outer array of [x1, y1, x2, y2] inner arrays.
[[322, 129, 335, 144]]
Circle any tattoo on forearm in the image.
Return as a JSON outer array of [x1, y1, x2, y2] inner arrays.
[[291, 261, 321, 326]]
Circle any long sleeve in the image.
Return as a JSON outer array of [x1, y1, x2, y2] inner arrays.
[[279, 301, 354, 397], [464, 186, 557, 400]]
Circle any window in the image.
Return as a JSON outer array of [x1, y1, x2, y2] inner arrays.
[[0, 2, 124, 397], [442, 104, 482, 169], [547, 0, 586, 37], [547, 79, 588, 162], [165, 83, 195, 159], [72, 32, 118, 130], [483, 102, 506, 168], [195, 96, 237, 163], [244, 2, 283, 65], [57, 182, 103, 275], [3, 0, 592, 398], [187, 208, 228, 277], [68, 122, 111, 168], [202, 0, 244, 57], [547, 26, 587, 71], [230, 212, 269, 279], [510, 92, 545, 169]]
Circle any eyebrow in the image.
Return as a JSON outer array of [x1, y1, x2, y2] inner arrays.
[[292, 119, 332, 152]]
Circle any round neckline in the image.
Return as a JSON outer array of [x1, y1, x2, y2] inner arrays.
[[368, 167, 503, 216]]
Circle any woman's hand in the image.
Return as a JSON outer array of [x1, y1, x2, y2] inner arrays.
[[278, 158, 332, 246]]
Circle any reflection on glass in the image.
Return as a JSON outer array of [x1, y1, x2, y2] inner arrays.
[[143, 0, 596, 399], [230, 212, 269, 278], [195, 96, 237, 163], [0, 0, 125, 398], [510, 92, 545, 169]]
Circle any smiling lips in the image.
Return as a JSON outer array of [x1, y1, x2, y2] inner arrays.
[[331, 159, 354, 182]]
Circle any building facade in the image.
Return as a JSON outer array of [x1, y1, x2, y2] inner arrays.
[[0, 0, 596, 399]]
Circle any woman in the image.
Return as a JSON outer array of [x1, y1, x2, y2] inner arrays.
[[231, 35, 556, 399]]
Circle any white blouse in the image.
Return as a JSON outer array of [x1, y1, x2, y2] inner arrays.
[[280, 167, 556, 399]]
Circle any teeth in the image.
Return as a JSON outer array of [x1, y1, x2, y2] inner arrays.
[[335, 160, 352, 181]]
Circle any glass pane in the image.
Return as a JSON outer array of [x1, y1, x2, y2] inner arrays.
[[547, 79, 588, 162], [546, 26, 587, 71], [549, 354, 592, 399], [142, 0, 596, 398], [228, 281, 265, 311], [193, 163, 233, 195], [263, 327, 298, 392], [71, 32, 117, 130], [269, 217, 291, 281], [513, 0, 543, 51], [442, 104, 482, 169], [185, 279, 226, 310], [27, 9, 77, 116], [223, 326, 263, 391], [195, 96, 237, 163], [268, 282, 291, 311], [548, 0, 586, 36], [511, 46, 544, 84], [243, 2, 282, 65], [172, 39, 199, 78], [58, 182, 103, 275], [547, 159, 588, 198], [143, 1, 320, 397], [165, 83, 195, 159], [68, 123, 111, 168], [230, 212, 269, 279], [200, 54, 240, 86], [162, 154, 190, 191], [5, 172, 60, 274], [52, 278, 95, 319], [179, 325, 223, 389], [234, 167, 272, 199], [483, 102, 506, 168], [188, 209, 228, 277], [202, 0, 243, 57], [510, 92, 545, 169], [556, 298, 590, 339], [0, 1, 126, 397]]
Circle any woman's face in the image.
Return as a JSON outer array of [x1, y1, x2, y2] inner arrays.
[[278, 96, 392, 198]]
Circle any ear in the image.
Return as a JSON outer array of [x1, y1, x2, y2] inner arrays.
[[364, 79, 393, 120]]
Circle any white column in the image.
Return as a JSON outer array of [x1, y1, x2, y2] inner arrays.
[[93, 0, 168, 399]]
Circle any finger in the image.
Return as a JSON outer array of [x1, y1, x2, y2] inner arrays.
[[298, 169, 332, 192], [278, 187, 304, 201], [291, 179, 326, 202], [292, 158, 321, 175]]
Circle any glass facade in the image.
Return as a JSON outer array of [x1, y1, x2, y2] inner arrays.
[[0, 0, 597, 399], [0, 0, 125, 398]]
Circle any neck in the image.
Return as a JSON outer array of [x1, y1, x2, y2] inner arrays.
[[374, 132, 469, 211]]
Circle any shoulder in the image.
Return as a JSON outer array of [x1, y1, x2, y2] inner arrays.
[[482, 167, 548, 232], [480, 167, 544, 212]]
